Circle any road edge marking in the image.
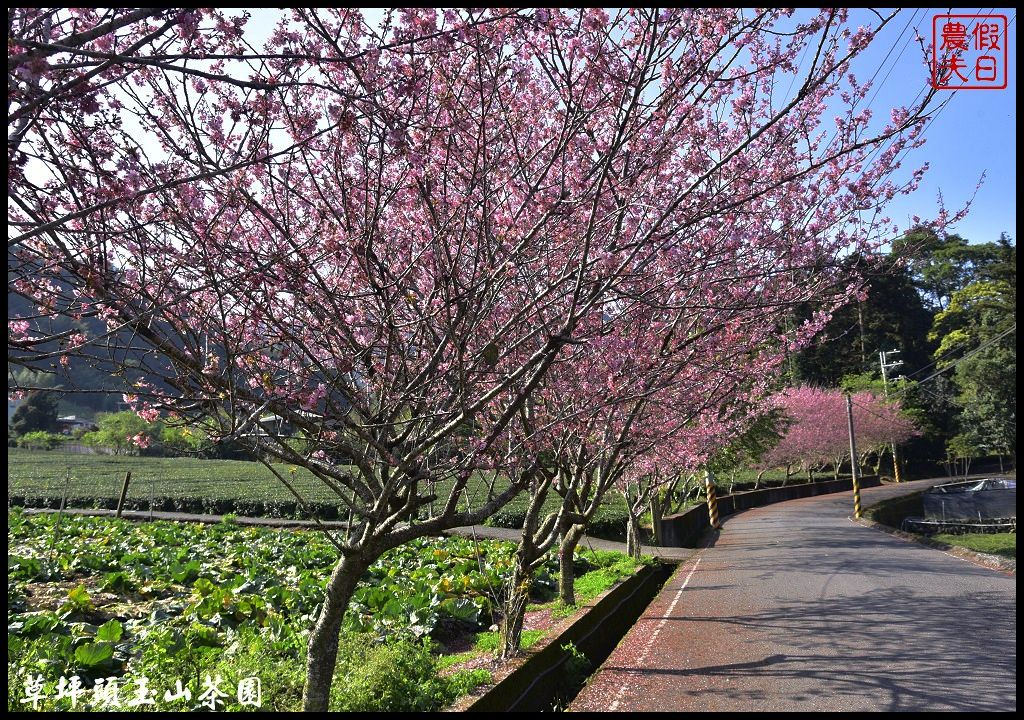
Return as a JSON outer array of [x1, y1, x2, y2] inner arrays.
[[608, 555, 702, 711]]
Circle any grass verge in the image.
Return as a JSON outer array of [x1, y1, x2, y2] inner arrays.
[[930, 532, 1015, 559]]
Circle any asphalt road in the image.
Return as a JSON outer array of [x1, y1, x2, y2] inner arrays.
[[571, 478, 1017, 712]]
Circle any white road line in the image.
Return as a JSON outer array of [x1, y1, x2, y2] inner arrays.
[[608, 556, 702, 711]]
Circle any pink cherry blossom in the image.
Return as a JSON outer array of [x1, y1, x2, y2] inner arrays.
[[7, 8, 947, 710]]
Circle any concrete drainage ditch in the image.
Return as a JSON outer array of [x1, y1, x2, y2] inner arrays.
[[465, 561, 677, 712]]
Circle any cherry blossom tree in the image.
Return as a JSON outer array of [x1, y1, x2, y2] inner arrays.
[[849, 390, 920, 475], [493, 302, 784, 655], [759, 386, 845, 481], [759, 386, 919, 480], [10, 8, 941, 709], [498, 249, 900, 652]]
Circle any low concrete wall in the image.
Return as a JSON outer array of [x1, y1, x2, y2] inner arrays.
[[466, 562, 674, 712], [659, 475, 881, 548]]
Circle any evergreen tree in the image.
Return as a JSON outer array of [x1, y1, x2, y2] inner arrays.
[[9, 391, 59, 436]]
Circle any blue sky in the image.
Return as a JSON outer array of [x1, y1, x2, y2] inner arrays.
[[242, 8, 1016, 245], [839, 7, 1017, 245]]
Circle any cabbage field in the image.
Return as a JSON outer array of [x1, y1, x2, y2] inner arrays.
[[7, 509, 644, 711]]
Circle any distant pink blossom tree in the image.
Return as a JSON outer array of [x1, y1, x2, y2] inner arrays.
[[759, 387, 919, 481], [849, 391, 920, 476], [760, 387, 845, 481]]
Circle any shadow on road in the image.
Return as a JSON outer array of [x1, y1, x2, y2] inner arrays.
[[608, 585, 1015, 711]]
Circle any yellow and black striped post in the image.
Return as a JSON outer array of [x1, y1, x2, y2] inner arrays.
[[705, 470, 722, 530], [846, 394, 863, 519], [852, 471, 862, 519]]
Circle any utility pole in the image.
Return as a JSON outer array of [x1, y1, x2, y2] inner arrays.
[[845, 394, 862, 519], [879, 348, 903, 482]]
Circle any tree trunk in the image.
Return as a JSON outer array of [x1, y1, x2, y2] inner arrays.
[[500, 469, 552, 660], [558, 524, 585, 606], [303, 553, 370, 711], [625, 511, 642, 559], [650, 492, 663, 546], [754, 469, 766, 490], [500, 560, 533, 660]]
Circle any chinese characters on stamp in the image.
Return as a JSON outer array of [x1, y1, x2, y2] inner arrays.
[[932, 14, 1008, 89]]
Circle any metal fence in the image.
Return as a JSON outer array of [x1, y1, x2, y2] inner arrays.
[[8, 465, 161, 517], [922, 477, 1016, 522]]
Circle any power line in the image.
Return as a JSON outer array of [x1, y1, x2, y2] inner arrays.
[[860, 9, 926, 112], [846, 324, 1016, 424], [901, 325, 992, 381], [891, 323, 1016, 398], [848, 395, 903, 425], [857, 7, 999, 194]]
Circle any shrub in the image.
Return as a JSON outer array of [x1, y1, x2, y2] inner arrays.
[[10, 391, 59, 436], [82, 412, 154, 455], [330, 634, 457, 711], [16, 431, 65, 451]]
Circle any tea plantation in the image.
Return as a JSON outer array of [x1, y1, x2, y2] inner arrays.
[[7, 449, 633, 537]]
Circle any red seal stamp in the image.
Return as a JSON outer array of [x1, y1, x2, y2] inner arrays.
[[931, 14, 1008, 89]]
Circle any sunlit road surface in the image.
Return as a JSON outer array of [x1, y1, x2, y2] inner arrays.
[[571, 478, 1016, 712]]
